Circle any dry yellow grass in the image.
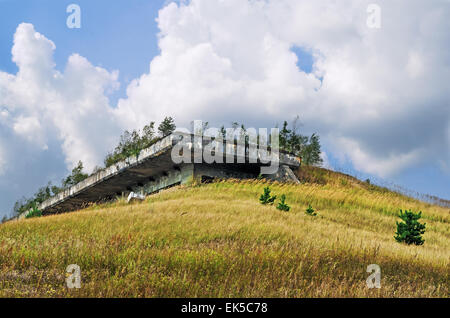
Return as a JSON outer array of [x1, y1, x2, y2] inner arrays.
[[0, 167, 448, 297]]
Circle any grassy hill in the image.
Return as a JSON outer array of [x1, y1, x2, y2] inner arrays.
[[0, 167, 448, 297]]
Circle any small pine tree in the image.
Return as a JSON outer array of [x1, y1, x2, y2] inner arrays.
[[259, 187, 277, 205], [305, 204, 317, 216], [158, 117, 176, 137], [394, 209, 426, 245], [276, 194, 290, 212], [279, 121, 291, 151]]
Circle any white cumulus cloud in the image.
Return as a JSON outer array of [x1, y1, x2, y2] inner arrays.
[[13, 116, 47, 149], [113, 0, 450, 177], [0, 23, 121, 173]]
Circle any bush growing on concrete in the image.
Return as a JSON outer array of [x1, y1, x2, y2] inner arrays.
[[394, 209, 426, 245], [62, 161, 89, 188], [104, 121, 162, 167], [158, 117, 176, 137], [279, 116, 323, 166], [13, 182, 55, 217], [25, 204, 42, 219], [216, 117, 323, 166], [104, 117, 176, 168]]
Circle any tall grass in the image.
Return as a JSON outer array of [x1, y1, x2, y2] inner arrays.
[[0, 168, 448, 297]]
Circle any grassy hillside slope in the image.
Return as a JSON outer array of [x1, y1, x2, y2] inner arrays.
[[0, 167, 448, 297]]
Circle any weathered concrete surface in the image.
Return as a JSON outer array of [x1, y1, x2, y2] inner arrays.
[[37, 135, 176, 214], [265, 165, 300, 183], [127, 192, 146, 203], [133, 164, 194, 195], [27, 133, 300, 216]]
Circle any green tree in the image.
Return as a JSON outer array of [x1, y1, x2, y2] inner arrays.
[[394, 209, 426, 245], [34, 182, 52, 203], [276, 194, 290, 211], [158, 117, 176, 137], [51, 185, 62, 195], [280, 121, 291, 150], [62, 161, 89, 188], [141, 122, 156, 147], [129, 130, 142, 157], [301, 133, 323, 166], [287, 117, 308, 155], [277, 117, 323, 166], [259, 187, 277, 205]]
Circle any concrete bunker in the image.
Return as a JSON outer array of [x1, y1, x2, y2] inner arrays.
[[25, 133, 300, 217]]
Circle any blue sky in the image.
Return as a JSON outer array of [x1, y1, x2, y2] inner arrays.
[[0, 0, 165, 103], [0, 0, 449, 218]]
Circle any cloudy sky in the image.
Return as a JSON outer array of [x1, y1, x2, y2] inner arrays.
[[0, 0, 449, 217]]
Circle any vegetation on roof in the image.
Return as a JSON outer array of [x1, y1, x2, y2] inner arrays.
[[10, 116, 322, 219]]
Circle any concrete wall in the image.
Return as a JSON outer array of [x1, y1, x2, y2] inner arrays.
[[134, 164, 194, 195], [194, 164, 259, 180]]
